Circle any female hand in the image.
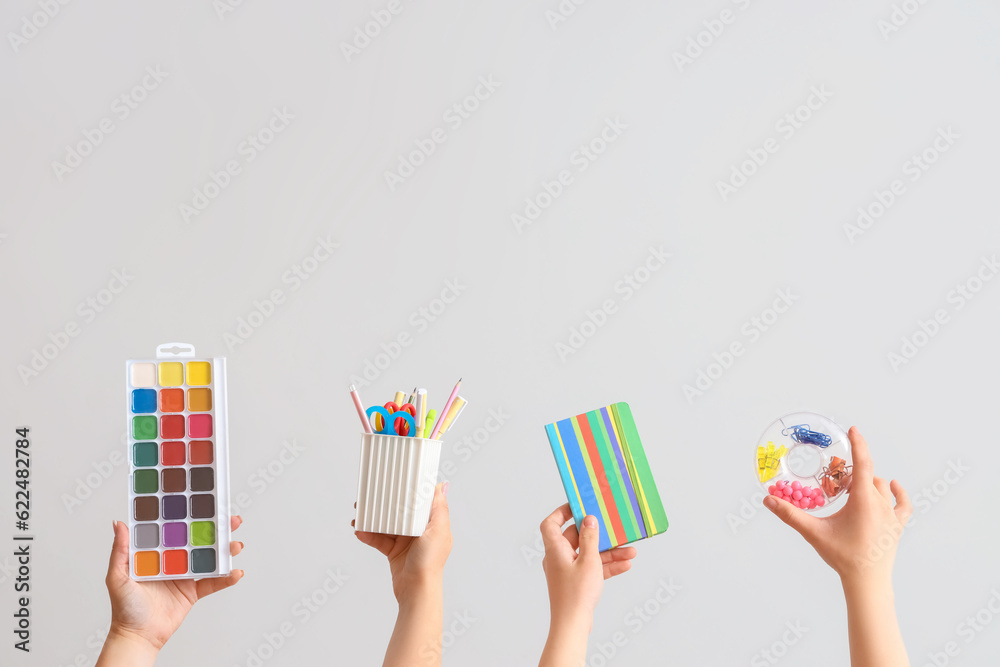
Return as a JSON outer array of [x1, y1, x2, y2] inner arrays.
[[354, 482, 452, 604], [540, 504, 637, 628], [99, 515, 245, 662], [763, 427, 912, 584]]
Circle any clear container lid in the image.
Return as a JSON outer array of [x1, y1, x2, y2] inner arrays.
[[754, 411, 853, 515]]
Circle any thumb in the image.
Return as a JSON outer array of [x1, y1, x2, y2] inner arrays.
[[106, 520, 130, 586], [577, 515, 601, 562], [425, 482, 450, 534], [763, 495, 819, 541]]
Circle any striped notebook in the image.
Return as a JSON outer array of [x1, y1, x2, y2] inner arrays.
[[545, 402, 668, 552]]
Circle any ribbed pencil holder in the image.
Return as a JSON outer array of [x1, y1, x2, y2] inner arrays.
[[354, 433, 442, 537]]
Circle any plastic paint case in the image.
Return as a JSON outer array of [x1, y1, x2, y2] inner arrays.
[[126, 343, 232, 580], [355, 433, 442, 537], [754, 411, 853, 515]]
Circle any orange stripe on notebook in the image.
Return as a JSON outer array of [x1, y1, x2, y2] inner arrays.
[[575, 413, 627, 545]]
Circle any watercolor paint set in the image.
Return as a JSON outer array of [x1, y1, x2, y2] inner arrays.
[[126, 343, 231, 580], [545, 402, 669, 552]]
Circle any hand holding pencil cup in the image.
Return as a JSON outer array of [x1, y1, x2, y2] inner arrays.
[[351, 379, 465, 537]]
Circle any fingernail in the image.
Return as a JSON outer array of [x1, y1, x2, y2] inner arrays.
[[112, 520, 117, 533], [763, 496, 777, 509], [584, 515, 597, 528], [442, 481, 450, 497]]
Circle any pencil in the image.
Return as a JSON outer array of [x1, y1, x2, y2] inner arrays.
[[430, 378, 462, 439], [436, 396, 467, 437], [350, 385, 373, 434], [415, 388, 427, 438]]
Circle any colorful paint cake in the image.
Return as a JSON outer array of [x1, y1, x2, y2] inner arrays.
[[126, 344, 231, 580], [545, 402, 668, 552]]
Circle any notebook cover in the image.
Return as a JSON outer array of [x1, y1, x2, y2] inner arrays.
[[545, 402, 668, 551]]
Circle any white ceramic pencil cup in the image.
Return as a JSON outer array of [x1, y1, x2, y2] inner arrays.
[[355, 433, 442, 537]]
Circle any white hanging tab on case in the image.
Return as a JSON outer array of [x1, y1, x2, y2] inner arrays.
[[156, 343, 196, 358]]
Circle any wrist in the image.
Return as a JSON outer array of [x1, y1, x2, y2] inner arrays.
[[549, 607, 594, 638], [101, 624, 161, 663], [396, 574, 443, 610], [840, 572, 894, 601]]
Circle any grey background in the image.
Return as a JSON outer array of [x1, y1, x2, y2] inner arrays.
[[3, 1, 999, 665]]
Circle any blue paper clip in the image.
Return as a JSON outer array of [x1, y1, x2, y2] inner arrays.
[[782, 424, 832, 448]]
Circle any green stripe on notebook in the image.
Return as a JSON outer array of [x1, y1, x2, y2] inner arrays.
[[613, 402, 668, 536]]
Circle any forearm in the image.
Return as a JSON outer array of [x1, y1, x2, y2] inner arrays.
[[539, 615, 591, 667], [383, 579, 444, 667], [96, 628, 159, 667], [842, 575, 909, 667]]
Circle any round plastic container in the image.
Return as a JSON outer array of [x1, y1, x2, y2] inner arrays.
[[754, 411, 853, 514]]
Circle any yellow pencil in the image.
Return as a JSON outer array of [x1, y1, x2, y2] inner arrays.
[[436, 396, 467, 437], [415, 389, 427, 438]]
